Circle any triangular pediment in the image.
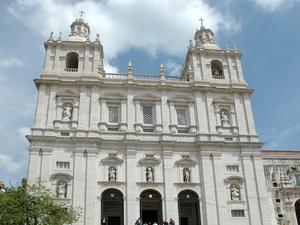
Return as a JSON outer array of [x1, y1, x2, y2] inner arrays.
[[56, 89, 79, 98], [213, 96, 234, 104], [134, 93, 160, 101], [175, 157, 197, 167], [168, 95, 194, 103], [224, 175, 244, 183], [101, 155, 124, 165], [50, 172, 73, 181], [100, 92, 127, 100], [139, 156, 161, 165]]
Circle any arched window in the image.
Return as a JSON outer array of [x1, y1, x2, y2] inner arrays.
[[211, 60, 224, 79], [65, 52, 79, 71]]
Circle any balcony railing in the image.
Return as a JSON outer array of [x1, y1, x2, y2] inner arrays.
[[212, 75, 225, 79], [64, 68, 78, 72], [105, 73, 187, 81]]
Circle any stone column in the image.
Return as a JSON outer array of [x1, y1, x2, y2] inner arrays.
[[195, 92, 209, 139], [120, 100, 127, 131], [46, 85, 57, 129], [78, 86, 90, 133], [99, 99, 107, 131], [72, 150, 86, 225], [83, 46, 90, 74], [188, 103, 197, 133], [161, 92, 169, 133], [126, 149, 139, 225], [134, 101, 142, 132], [163, 149, 178, 222], [169, 102, 177, 133], [127, 90, 134, 132], [34, 84, 47, 128], [85, 150, 98, 225], [155, 101, 162, 132], [200, 151, 219, 225], [89, 86, 100, 133], [243, 94, 258, 138], [233, 93, 248, 138]]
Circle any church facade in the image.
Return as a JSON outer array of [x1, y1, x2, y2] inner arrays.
[[27, 15, 275, 225]]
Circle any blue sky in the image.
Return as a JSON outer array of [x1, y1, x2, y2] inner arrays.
[[0, 0, 299, 185]]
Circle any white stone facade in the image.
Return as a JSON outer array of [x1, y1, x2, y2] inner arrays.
[[27, 16, 273, 225]]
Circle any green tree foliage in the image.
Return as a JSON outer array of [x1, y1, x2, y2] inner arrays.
[[0, 178, 79, 225]]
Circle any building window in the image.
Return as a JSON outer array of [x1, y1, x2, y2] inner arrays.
[[211, 60, 224, 79], [56, 161, 70, 169], [176, 108, 187, 126], [65, 52, 79, 71], [226, 165, 239, 172], [143, 105, 153, 125], [108, 105, 119, 124], [231, 210, 245, 217]]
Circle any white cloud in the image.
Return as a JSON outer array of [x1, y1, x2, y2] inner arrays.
[[7, 0, 238, 72], [0, 57, 24, 69], [17, 127, 31, 143], [165, 60, 182, 76], [253, 0, 299, 12], [0, 153, 22, 173]]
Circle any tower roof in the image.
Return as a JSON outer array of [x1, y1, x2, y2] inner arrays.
[[194, 20, 220, 50], [68, 12, 90, 42]]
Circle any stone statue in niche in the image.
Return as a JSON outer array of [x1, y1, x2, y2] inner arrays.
[[108, 166, 117, 181], [146, 167, 154, 182], [230, 184, 241, 201], [57, 181, 67, 198], [183, 168, 191, 182], [62, 104, 73, 121], [220, 110, 230, 127]]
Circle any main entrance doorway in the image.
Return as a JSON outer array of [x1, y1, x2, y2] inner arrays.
[[295, 199, 300, 224], [140, 189, 163, 224], [178, 190, 200, 225], [101, 188, 124, 225]]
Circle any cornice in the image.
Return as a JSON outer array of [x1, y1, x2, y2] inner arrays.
[[34, 77, 253, 94]]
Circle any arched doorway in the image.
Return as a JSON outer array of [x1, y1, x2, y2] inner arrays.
[[295, 199, 300, 224], [101, 188, 124, 225], [140, 189, 163, 224], [178, 190, 200, 225]]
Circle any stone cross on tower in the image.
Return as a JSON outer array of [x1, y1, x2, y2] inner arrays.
[[79, 11, 85, 17], [199, 17, 204, 28]]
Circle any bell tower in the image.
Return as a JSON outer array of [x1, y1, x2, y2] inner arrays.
[[43, 13, 104, 77], [181, 20, 247, 87]]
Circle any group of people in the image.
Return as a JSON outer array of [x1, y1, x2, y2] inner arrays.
[[135, 218, 175, 225]]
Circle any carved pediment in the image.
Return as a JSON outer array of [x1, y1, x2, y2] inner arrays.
[[168, 95, 194, 104], [224, 175, 244, 183], [100, 92, 127, 101], [175, 157, 197, 167], [56, 89, 79, 98], [101, 155, 124, 165], [134, 93, 160, 102], [50, 172, 73, 181], [213, 96, 234, 104], [138, 156, 161, 165]]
